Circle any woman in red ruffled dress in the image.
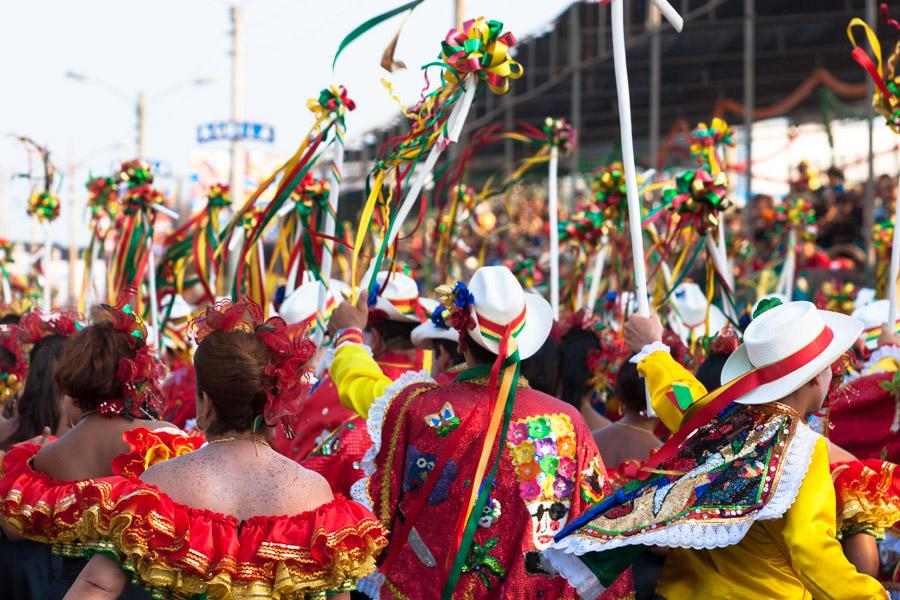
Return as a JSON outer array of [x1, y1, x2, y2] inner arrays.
[[64, 298, 387, 599], [0, 300, 200, 599]]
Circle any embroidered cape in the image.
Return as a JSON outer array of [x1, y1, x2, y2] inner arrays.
[[357, 370, 609, 600]]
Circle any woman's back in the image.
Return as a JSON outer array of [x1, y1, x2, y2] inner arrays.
[[33, 416, 173, 481], [140, 439, 333, 521]]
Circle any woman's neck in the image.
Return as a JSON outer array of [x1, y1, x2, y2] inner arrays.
[[618, 411, 657, 431]]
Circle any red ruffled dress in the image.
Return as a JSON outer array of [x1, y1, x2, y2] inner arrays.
[[0, 428, 204, 554], [1, 431, 388, 599]]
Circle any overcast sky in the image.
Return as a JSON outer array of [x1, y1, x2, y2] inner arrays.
[[0, 0, 572, 243]]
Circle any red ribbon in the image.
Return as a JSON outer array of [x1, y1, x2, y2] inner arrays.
[[851, 46, 892, 99], [638, 325, 835, 480]]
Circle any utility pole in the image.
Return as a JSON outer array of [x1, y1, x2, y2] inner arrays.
[[454, 0, 466, 27], [649, 5, 661, 170], [67, 150, 78, 306], [743, 0, 754, 206], [136, 92, 146, 160], [230, 4, 244, 208]]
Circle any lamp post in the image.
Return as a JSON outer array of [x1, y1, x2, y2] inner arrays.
[[65, 71, 211, 159]]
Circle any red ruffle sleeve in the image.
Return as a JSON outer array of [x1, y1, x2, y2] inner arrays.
[[831, 459, 900, 538], [74, 479, 388, 599], [110, 427, 204, 478]]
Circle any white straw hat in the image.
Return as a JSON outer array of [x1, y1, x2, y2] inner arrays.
[[851, 299, 900, 349], [362, 268, 428, 323], [457, 266, 553, 360], [670, 282, 728, 342], [721, 301, 862, 404], [411, 297, 460, 347], [279, 271, 350, 327]]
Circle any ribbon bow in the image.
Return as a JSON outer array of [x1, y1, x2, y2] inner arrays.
[[662, 168, 730, 234], [308, 84, 356, 124], [774, 197, 817, 240], [591, 162, 633, 228], [816, 281, 857, 314], [441, 17, 523, 95], [848, 18, 900, 132], [689, 118, 733, 174], [28, 191, 60, 223], [86, 175, 120, 221], [541, 117, 576, 153], [559, 206, 609, 246]]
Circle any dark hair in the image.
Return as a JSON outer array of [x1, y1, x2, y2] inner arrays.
[[372, 319, 417, 345], [465, 337, 497, 366], [2, 335, 65, 450], [559, 327, 600, 406], [194, 329, 274, 434], [615, 359, 645, 413], [0, 315, 20, 326], [521, 337, 560, 396], [434, 338, 464, 367], [696, 353, 729, 392], [54, 323, 135, 412]]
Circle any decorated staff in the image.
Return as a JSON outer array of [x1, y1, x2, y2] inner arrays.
[[344, 17, 523, 297], [847, 16, 900, 333], [221, 86, 351, 312], [111, 159, 177, 347], [15, 136, 59, 312], [773, 197, 816, 300], [81, 175, 119, 312], [311, 85, 354, 343], [609, 0, 683, 316], [0, 239, 14, 304]]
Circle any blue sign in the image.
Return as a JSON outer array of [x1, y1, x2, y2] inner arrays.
[[196, 121, 275, 144]]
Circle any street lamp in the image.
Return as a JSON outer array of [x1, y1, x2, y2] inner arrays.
[[65, 71, 212, 159]]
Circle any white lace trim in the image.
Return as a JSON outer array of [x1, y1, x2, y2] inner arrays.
[[357, 370, 436, 511], [542, 548, 606, 600], [630, 341, 670, 364], [862, 345, 900, 375], [551, 422, 819, 557], [356, 572, 385, 599]]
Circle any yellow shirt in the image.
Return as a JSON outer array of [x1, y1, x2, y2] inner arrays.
[[637, 350, 887, 600], [329, 343, 393, 419]]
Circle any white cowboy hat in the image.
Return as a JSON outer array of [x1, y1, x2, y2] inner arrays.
[[670, 282, 728, 342], [751, 293, 788, 317], [851, 299, 900, 348], [462, 266, 553, 360], [854, 287, 877, 311], [411, 297, 460, 347], [361, 268, 428, 323], [721, 301, 862, 404], [279, 272, 350, 327]]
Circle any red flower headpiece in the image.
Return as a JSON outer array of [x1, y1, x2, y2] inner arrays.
[[96, 289, 166, 418], [17, 309, 80, 346], [189, 297, 316, 436], [0, 325, 27, 406]]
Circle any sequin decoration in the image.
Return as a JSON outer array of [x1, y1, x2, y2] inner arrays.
[[425, 402, 461, 437], [507, 413, 576, 549], [460, 537, 506, 591], [402, 444, 459, 505]]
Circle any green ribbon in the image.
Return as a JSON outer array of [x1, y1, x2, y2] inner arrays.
[[442, 354, 520, 599], [332, 0, 426, 70]]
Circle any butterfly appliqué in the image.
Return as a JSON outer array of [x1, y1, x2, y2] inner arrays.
[[425, 402, 460, 437]]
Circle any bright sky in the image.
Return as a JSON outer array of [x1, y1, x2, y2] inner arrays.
[[0, 0, 571, 244]]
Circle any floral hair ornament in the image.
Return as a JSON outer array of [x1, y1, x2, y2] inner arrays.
[[0, 325, 27, 406], [189, 297, 316, 438], [435, 281, 477, 341], [17, 308, 80, 347], [97, 288, 166, 418]]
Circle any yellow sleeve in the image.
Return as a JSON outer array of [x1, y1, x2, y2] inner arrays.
[[871, 357, 900, 374], [329, 343, 392, 419], [636, 351, 708, 433], [781, 437, 887, 599]]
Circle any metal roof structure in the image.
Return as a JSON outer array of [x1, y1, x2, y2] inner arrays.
[[345, 0, 874, 184]]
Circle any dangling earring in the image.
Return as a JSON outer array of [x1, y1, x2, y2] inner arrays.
[[195, 419, 206, 433]]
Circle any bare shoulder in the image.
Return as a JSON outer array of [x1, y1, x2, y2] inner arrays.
[[140, 449, 202, 486], [280, 460, 334, 513]]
